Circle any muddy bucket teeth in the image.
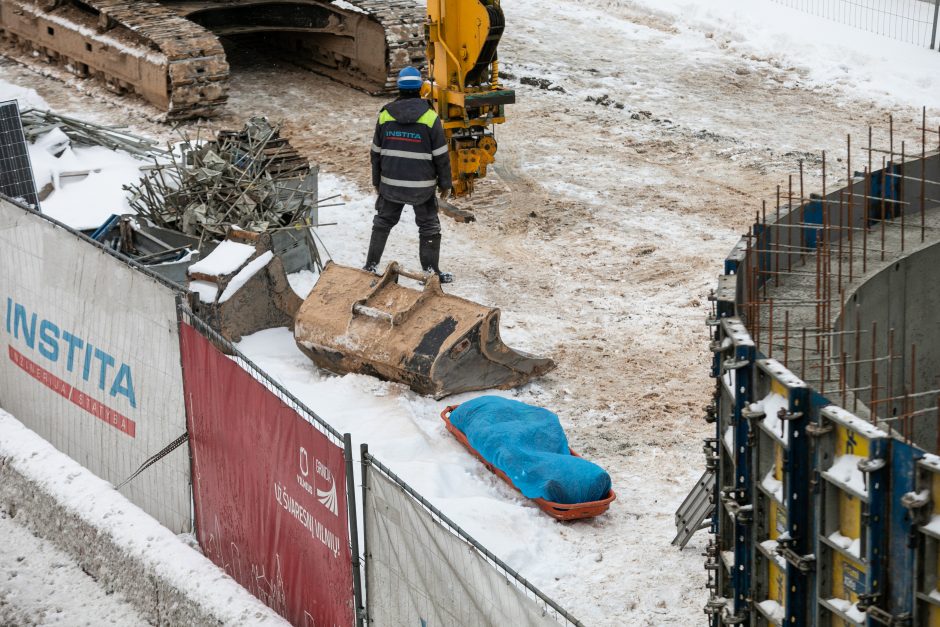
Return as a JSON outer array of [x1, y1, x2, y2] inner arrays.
[[294, 261, 555, 398]]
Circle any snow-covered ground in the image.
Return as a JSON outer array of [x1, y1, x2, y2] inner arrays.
[[0, 0, 937, 624], [0, 410, 286, 626]]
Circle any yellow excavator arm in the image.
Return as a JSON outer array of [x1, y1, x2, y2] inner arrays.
[[426, 0, 514, 198]]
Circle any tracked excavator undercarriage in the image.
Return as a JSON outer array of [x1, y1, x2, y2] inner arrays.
[[0, 0, 426, 118]]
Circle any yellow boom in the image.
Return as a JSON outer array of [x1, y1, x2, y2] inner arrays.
[[426, 0, 514, 199]]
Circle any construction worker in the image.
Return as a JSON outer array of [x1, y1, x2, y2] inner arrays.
[[365, 65, 454, 283]]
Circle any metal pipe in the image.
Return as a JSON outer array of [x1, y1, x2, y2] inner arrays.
[[360, 442, 371, 626], [344, 434, 365, 627]]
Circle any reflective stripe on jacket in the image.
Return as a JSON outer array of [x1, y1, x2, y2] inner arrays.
[[370, 97, 452, 204]]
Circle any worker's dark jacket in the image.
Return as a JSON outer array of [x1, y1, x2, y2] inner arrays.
[[371, 97, 452, 204]]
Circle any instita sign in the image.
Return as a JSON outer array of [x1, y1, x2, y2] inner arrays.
[[4, 296, 137, 436], [180, 323, 354, 626]]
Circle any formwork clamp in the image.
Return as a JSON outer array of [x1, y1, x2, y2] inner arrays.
[[722, 356, 750, 371], [805, 420, 832, 437], [775, 408, 803, 421], [721, 495, 753, 524], [857, 596, 911, 627], [704, 403, 717, 424], [775, 542, 815, 573], [858, 457, 887, 473]]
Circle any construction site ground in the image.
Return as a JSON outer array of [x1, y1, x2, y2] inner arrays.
[[0, 0, 937, 624]]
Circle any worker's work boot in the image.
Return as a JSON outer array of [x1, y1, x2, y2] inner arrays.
[[419, 233, 453, 284], [363, 228, 390, 274]]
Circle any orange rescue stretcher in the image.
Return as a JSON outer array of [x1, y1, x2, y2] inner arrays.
[[441, 405, 616, 521]]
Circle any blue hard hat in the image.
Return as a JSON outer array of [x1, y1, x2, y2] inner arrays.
[[397, 66, 423, 90]]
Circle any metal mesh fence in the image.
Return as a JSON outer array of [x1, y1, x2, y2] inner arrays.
[[0, 195, 191, 532], [361, 445, 583, 627], [771, 0, 940, 48]]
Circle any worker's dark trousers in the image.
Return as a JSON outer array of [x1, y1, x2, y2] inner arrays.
[[372, 194, 441, 237]]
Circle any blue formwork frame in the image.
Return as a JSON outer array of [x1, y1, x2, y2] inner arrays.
[[782, 387, 812, 627], [732, 334, 756, 619], [714, 317, 756, 623], [888, 443, 922, 619], [864, 436, 890, 625]]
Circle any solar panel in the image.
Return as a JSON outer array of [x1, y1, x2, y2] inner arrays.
[[0, 100, 40, 210]]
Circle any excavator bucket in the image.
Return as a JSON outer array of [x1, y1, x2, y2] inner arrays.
[[294, 262, 555, 399]]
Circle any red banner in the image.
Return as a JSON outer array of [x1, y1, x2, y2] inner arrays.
[[179, 323, 353, 626]]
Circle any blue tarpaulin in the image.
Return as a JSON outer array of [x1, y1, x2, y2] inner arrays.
[[449, 396, 611, 504]]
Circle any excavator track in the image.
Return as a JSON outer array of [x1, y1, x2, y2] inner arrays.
[[0, 0, 229, 118], [0, 0, 425, 118], [167, 0, 426, 95]]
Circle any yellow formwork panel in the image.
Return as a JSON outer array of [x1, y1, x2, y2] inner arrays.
[[826, 423, 871, 625], [835, 424, 867, 541], [768, 498, 786, 607], [831, 552, 866, 605], [930, 603, 940, 627]]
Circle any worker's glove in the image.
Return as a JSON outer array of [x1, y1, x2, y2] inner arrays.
[[438, 186, 451, 199]]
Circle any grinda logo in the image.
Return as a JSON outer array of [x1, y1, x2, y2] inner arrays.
[[315, 459, 339, 517], [297, 447, 339, 517]]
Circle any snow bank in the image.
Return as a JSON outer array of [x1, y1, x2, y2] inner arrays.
[[0, 409, 286, 627], [626, 0, 940, 109], [0, 81, 48, 111]]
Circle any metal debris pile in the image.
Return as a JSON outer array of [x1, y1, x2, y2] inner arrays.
[[124, 117, 317, 243], [20, 109, 168, 158]]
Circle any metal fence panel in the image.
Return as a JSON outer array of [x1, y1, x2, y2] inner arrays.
[[179, 320, 355, 626], [0, 198, 190, 531], [771, 0, 940, 48], [364, 458, 567, 627]]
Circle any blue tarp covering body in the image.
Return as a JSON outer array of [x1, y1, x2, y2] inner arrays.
[[449, 396, 611, 505]]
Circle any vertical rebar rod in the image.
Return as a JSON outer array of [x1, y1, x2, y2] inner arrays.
[[880, 156, 887, 262], [854, 310, 861, 413], [838, 190, 844, 295], [800, 161, 806, 265], [871, 320, 878, 412], [788, 175, 794, 274], [769, 298, 774, 359], [820, 319, 827, 396], [888, 327, 895, 418], [847, 133, 854, 281], [864, 166, 870, 273], [842, 350, 848, 408], [784, 310, 790, 367], [802, 326, 807, 381], [922, 108, 927, 243], [776, 186, 781, 287], [900, 140, 905, 251], [815, 240, 822, 353], [872, 370, 879, 428], [760, 207, 768, 301], [911, 344, 917, 443]]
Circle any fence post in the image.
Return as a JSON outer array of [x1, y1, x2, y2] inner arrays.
[[344, 433, 365, 627], [359, 443, 371, 626], [932, 0, 940, 49]]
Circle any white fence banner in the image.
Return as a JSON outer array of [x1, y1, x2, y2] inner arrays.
[[365, 463, 563, 626], [0, 199, 191, 531]]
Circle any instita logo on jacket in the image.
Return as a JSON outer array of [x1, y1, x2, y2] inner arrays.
[[385, 129, 422, 142]]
